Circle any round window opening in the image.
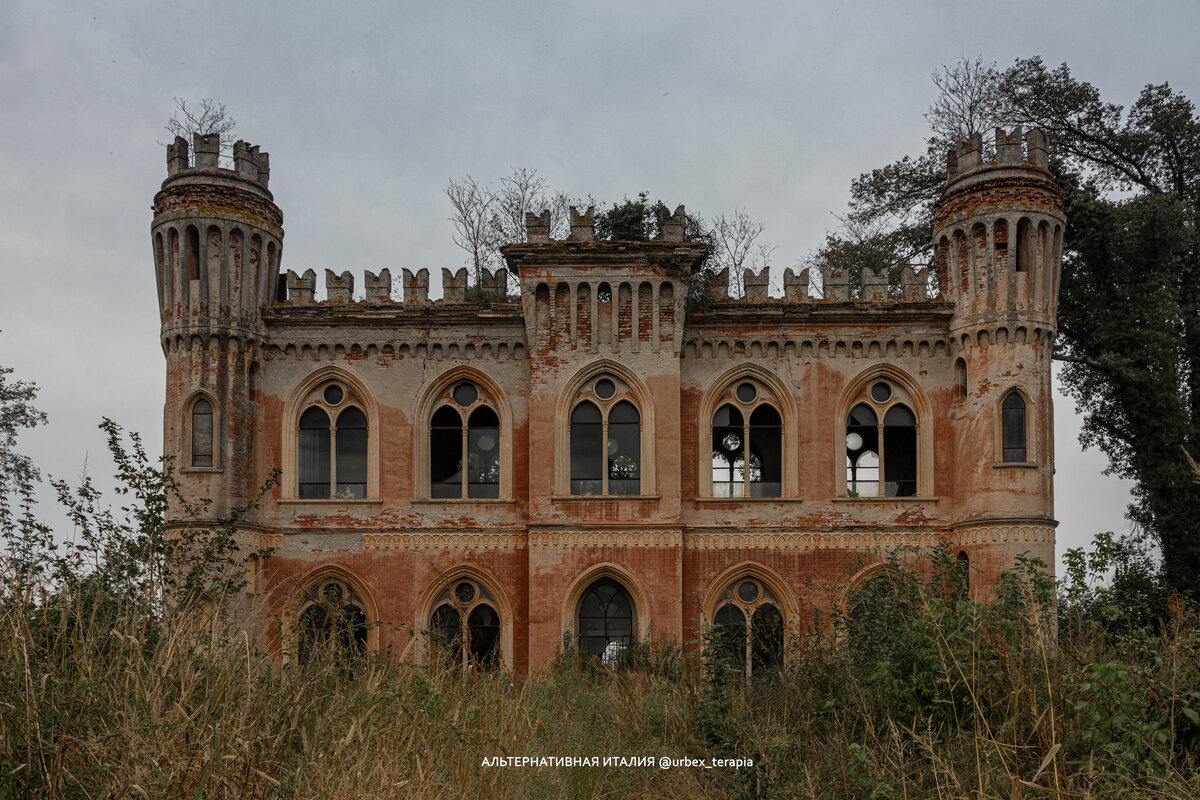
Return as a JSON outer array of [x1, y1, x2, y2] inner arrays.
[[846, 432, 864, 450], [323, 384, 344, 405], [453, 383, 478, 406], [595, 379, 616, 400], [737, 580, 759, 603], [454, 582, 476, 604], [735, 383, 758, 404], [321, 581, 344, 604], [870, 382, 892, 403]]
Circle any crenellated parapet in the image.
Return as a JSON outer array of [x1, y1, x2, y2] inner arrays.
[[276, 266, 510, 305], [935, 127, 1064, 327], [705, 264, 930, 304], [152, 133, 283, 340]]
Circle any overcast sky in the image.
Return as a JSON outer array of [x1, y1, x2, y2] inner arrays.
[[4, 0, 1194, 571]]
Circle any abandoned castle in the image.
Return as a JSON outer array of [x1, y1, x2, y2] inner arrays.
[[152, 128, 1062, 674]]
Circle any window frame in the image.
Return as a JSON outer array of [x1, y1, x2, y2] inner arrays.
[[710, 384, 784, 499], [182, 390, 220, 471], [415, 368, 513, 502], [429, 383, 502, 499], [281, 368, 380, 501], [569, 394, 642, 496], [697, 368, 798, 500], [995, 387, 1034, 465], [416, 565, 514, 670], [282, 566, 380, 665], [701, 563, 796, 679], [835, 368, 934, 499], [427, 576, 503, 675], [555, 361, 656, 498]]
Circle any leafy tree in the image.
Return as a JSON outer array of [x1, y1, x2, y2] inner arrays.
[[594, 192, 658, 241], [819, 58, 1200, 593]]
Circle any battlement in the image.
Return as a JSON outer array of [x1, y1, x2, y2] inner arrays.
[[278, 266, 510, 306], [946, 127, 1049, 181], [165, 133, 271, 191], [521, 204, 691, 243]]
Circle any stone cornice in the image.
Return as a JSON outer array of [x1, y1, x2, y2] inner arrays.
[[363, 532, 527, 550], [529, 529, 682, 548]]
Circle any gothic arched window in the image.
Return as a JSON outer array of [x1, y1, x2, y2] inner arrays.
[[844, 379, 918, 497], [1001, 391, 1027, 462], [428, 577, 502, 672], [431, 381, 501, 498], [569, 376, 641, 496], [296, 576, 370, 668], [711, 576, 785, 680], [711, 381, 782, 497], [188, 396, 215, 467], [577, 578, 635, 665], [297, 381, 369, 499]]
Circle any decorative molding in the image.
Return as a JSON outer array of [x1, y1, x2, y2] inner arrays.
[[261, 533, 284, 549], [954, 524, 1055, 546], [684, 531, 949, 550], [362, 532, 527, 550], [529, 529, 681, 548], [681, 335, 953, 362]]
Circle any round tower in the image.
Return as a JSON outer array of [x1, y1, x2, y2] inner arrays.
[[932, 127, 1064, 591], [151, 133, 283, 516]]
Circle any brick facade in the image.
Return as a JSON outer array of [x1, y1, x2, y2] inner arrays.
[[151, 128, 1063, 674]]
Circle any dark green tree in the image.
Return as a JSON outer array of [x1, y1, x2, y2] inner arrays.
[[817, 58, 1200, 593]]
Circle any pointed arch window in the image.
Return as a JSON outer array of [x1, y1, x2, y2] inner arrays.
[[711, 381, 782, 497], [569, 376, 641, 496], [297, 381, 369, 499], [577, 578, 635, 665], [428, 577, 502, 673], [296, 576, 370, 668], [711, 577, 784, 681], [430, 381, 501, 498], [1001, 391, 1027, 462], [189, 396, 215, 467], [845, 380, 918, 497]]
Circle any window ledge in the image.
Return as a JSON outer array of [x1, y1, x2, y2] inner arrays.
[[551, 495, 661, 502], [694, 496, 803, 503], [412, 498, 517, 505], [831, 496, 939, 504], [992, 462, 1039, 469], [278, 498, 384, 505], [180, 466, 224, 474]]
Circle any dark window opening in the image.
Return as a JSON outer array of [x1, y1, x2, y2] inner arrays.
[[190, 397, 213, 467], [298, 406, 331, 499], [570, 393, 640, 496], [711, 397, 781, 498], [335, 406, 367, 499], [297, 582, 368, 669], [578, 579, 634, 665], [1002, 392, 1027, 462]]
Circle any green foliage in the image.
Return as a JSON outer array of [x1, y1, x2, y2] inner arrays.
[[819, 58, 1200, 593], [595, 192, 660, 241]]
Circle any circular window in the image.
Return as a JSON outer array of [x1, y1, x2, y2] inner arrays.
[[453, 383, 478, 406], [454, 582, 476, 604], [722, 433, 741, 451], [737, 580, 759, 603], [846, 432, 863, 450], [735, 383, 757, 404], [595, 379, 616, 400], [477, 433, 496, 452], [323, 384, 344, 405], [321, 582, 344, 604], [870, 382, 892, 403]]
